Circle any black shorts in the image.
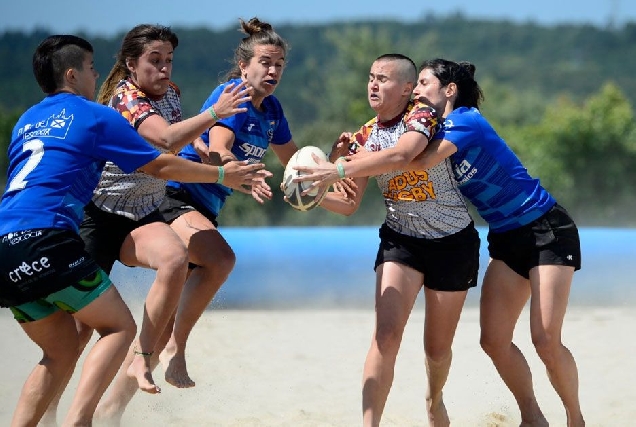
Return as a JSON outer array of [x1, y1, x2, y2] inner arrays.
[[487, 203, 582, 279], [159, 186, 218, 227], [78, 202, 165, 274], [374, 222, 481, 292], [0, 228, 102, 307]]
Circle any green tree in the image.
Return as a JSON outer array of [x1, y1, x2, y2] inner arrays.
[[510, 83, 636, 225], [0, 109, 21, 187]]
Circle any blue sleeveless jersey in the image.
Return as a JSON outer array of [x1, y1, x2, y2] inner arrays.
[[0, 93, 160, 235], [437, 107, 555, 232], [168, 78, 292, 216]]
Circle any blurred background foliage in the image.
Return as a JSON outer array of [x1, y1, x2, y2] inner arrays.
[[1, 15, 635, 226]]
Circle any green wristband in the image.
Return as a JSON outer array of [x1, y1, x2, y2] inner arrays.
[[208, 105, 220, 121], [336, 162, 346, 179], [217, 165, 225, 184]]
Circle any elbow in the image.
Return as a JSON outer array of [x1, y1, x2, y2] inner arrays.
[[388, 152, 411, 170], [340, 202, 358, 216], [155, 137, 172, 151]]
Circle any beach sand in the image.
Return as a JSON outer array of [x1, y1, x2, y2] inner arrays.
[[1, 305, 634, 426]]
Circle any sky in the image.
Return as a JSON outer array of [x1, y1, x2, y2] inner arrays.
[[1, 0, 633, 37]]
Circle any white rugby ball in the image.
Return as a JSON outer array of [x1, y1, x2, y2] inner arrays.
[[282, 146, 328, 212]]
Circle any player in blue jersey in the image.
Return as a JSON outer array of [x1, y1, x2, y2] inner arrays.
[[89, 18, 299, 422], [157, 16, 298, 385], [407, 59, 584, 426], [0, 35, 265, 427]]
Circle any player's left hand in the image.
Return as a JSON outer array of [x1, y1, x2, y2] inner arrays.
[[251, 178, 273, 204]]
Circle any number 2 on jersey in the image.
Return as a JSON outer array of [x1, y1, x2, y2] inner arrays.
[[7, 139, 44, 192]]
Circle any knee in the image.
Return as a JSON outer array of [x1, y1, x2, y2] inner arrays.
[[198, 243, 236, 277], [425, 343, 452, 363], [44, 331, 82, 366], [479, 333, 501, 359], [374, 322, 403, 354], [158, 242, 189, 274], [532, 332, 560, 368]]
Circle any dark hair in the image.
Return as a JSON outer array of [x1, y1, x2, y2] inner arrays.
[[32, 35, 93, 94], [375, 53, 417, 84], [225, 17, 289, 80], [419, 58, 484, 108], [97, 24, 179, 104]]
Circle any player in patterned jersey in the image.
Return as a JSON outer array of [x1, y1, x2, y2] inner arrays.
[[87, 18, 296, 423], [405, 59, 583, 426], [296, 54, 480, 426], [0, 35, 264, 427]]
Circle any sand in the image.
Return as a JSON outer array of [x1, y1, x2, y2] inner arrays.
[[1, 305, 635, 426]]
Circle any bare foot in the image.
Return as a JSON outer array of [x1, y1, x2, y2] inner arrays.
[[427, 398, 450, 427], [127, 353, 161, 394], [159, 346, 195, 388]]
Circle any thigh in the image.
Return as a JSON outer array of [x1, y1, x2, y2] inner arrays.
[[480, 259, 531, 343], [120, 221, 187, 270], [20, 310, 80, 357], [72, 285, 135, 336], [528, 264, 574, 341], [169, 211, 232, 266], [375, 261, 423, 329]]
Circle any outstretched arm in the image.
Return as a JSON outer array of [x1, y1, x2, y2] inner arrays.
[[294, 130, 430, 191], [407, 138, 458, 170], [139, 153, 271, 193], [138, 81, 251, 153]]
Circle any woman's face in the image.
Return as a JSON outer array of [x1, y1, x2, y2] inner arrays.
[[413, 68, 447, 114], [239, 44, 285, 103], [127, 40, 174, 97]]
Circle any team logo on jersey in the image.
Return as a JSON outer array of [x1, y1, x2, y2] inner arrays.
[[454, 159, 478, 185], [238, 142, 267, 159], [17, 109, 74, 141], [383, 170, 437, 202]]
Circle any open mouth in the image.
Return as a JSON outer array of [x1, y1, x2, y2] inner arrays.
[[265, 79, 278, 85]]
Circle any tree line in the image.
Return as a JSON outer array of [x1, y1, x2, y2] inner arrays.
[[1, 15, 636, 226]]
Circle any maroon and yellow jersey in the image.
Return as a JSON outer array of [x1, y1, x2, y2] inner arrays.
[[352, 99, 472, 238]]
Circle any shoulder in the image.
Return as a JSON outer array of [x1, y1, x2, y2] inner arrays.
[[114, 79, 146, 97], [110, 79, 151, 108], [445, 107, 487, 131], [352, 116, 378, 149], [203, 79, 239, 106], [168, 81, 181, 96], [263, 94, 285, 113], [404, 99, 439, 136]]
